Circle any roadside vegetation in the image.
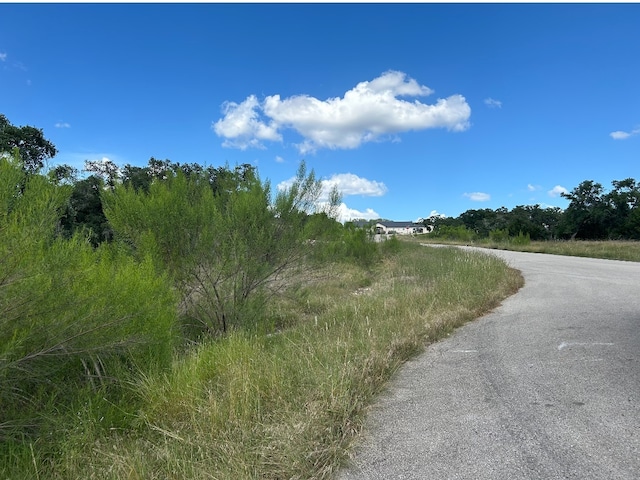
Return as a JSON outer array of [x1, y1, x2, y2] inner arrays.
[[4, 241, 520, 480], [5, 112, 636, 478], [0, 116, 522, 480], [417, 237, 640, 263], [407, 181, 640, 262]]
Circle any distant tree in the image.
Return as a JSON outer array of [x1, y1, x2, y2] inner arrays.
[[121, 164, 153, 193], [48, 164, 78, 186], [604, 178, 640, 239], [60, 175, 112, 246], [84, 158, 120, 189], [459, 208, 507, 237], [0, 114, 57, 173], [560, 180, 610, 239], [506, 205, 561, 240]]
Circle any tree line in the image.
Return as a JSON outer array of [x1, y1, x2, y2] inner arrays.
[[421, 179, 640, 242]]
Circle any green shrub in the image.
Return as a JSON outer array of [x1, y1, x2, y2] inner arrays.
[[0, 153, 177, 441], [380, 234, 402, 255], [511, 230, 531, 246], [103, 161, 331, 337], [433, 225, 476, 242], [489, 228, 510, 243]]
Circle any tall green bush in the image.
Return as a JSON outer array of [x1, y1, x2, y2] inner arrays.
[[103, 161, 331, 337], [1, 152, 177, 438]]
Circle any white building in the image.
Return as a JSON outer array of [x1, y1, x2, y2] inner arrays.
[[374, 221, 433, 235]]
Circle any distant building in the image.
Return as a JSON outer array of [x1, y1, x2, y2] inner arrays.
[[374, 221, 433, 235]]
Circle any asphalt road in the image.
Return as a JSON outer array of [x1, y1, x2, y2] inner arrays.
[[337, 247, 640, 480]]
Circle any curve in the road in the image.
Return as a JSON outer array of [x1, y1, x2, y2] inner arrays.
[[338, 248, 640, 480]]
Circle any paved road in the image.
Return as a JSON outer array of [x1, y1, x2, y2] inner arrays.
[[337, 248, 640, 480]]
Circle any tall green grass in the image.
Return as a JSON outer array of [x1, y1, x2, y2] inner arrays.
[[2, 242, 522, 479]]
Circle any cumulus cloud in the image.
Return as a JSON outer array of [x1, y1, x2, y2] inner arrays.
[[212, 94, 282, 150], [320, 173, 387, 198], [484, 97, 502, 108], [277, 172, 387, 201], [427, 210, 447, 219], [464, 192, 491, 202], [277, 172, 386, 223], [213, 71, 471, 153], [610, 127, 640, 140], [328, 203, 380, 223], [548, 185, 568, 197], [275, 155, 285, 163], [55, 122, 71, 128]]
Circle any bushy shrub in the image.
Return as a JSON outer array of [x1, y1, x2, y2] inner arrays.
[[342, 227, 380, 267], [511, 230, 531, 246], [489, 228, 510, 243], [380, 234, 402, 255], [1, 152, 177, 439], [103, 161, 331, 337], [432, 225, 476, 242]]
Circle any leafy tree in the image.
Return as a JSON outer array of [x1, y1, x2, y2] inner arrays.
[[121, 164, 153, 193], [605, 178, 640, 239], [459, 208, 507, 237], [560, 180, 610, 239], [84, 158, 120, 189], [59, 174, 113, 246], [48, 163, 78, 186], [0, 114, 57, 173], [506, 205, 561, 240]]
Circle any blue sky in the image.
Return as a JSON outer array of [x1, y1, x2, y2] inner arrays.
[[1, 3, 639, 221]]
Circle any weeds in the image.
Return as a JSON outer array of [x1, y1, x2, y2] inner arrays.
[[5, 240, 522, 479]]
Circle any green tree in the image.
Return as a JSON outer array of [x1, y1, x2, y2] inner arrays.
[[84, 158, 120, 189], [59, 175, 112, 246], [506, 205, 561, 240], [605, 178, 640, 239], [459, 208, 507, 237], [121, 164, 153, 193], [560, 180, 610, 239], [0, 114, 57, 173]]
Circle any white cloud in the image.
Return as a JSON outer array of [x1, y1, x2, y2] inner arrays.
[[320, 173, 387, 198], [275, 155, 285, 163], [548, 185, 568, 197], [527, 183, 541, 192], [0, 52, 7, 62], [55, 122, 71, 128], [610, 127, 640, 140], [328, 202, 380, 223], [484, 97, 502, 108], [277, 172, 387, 202], [214, 70, 471, 153], [212, 94, 282, 150], [464, 192, 491, 202], [427, 210, 447, 219]]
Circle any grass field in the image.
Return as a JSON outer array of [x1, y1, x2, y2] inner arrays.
[[417, 237, 640, 263], [2, 241, 522, 479]]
